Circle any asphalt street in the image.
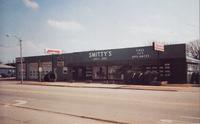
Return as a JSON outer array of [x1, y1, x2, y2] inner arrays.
[[0, 82, 200, 124]]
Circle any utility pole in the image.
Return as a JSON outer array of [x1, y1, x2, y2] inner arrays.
[[6, 34, 23, 84], [19, 39, 23, 84]]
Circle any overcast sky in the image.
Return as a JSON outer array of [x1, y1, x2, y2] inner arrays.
[[0, 0, 199, 63]]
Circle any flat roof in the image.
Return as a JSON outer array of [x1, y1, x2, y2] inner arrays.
[[186, 56, 200, 63], [0, 64, 15, 69], [16, 43, 186, 59]]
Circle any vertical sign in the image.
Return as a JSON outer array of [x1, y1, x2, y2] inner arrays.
[[152, 42, 165, 81], [153, 42, 164, 52]]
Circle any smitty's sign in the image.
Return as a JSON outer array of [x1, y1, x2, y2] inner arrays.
[[89, 51, 112, 60]]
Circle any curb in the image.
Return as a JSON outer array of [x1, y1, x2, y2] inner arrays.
[[21, 83, 178, 92]]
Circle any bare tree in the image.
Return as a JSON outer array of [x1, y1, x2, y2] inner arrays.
[[187, 39, 200, 60]]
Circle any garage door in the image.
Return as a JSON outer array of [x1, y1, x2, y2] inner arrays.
[[41, 62, 52, 79], [28, 63, 38, 80]]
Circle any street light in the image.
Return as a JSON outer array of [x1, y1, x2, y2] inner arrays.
[[6, 34, 23, 84]]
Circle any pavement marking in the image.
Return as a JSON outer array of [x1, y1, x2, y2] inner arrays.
[[4, 104, 11, 108], [159, 118, 200, 124], [0, 88, 199, 107], [180, 116, 200, 120], [13, 100, 27, 106], [0, 102, 128, 124], [159, 119, 173, 123], [159, 119, 187, 124]]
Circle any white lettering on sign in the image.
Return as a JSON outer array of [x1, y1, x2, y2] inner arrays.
[[89, 51, 112, 59], [132, 48, 150, 59], [136, 48, 144, 55], [132, 54, 150, 59]]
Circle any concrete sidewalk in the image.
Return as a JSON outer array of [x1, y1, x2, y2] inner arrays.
[[1, 80, 199, 92]]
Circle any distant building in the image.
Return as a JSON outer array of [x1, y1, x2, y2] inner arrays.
[[15, 44, 200, 83], [0, 64, 15, 77]]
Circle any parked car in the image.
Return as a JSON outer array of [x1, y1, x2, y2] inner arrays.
[[0, 73, 9, 78]]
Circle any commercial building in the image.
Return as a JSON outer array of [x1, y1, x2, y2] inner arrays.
[[0, 64, 15, 77], [16, 44, 200, 83]]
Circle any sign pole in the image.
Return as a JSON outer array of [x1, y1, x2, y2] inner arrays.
[[38, 60, 42, 82], [153, 42, 164, 81], [157, 51, 160, 80], [39, 69, 41, 82], [106, 65, 109, 83], [52, 54, 54, 73], [45, 48, 62, 74]]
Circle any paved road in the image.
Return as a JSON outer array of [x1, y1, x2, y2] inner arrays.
[[0, 83, 200, 124]]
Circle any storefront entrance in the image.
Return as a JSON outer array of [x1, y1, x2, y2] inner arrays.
[[72, 66, 86, 81]]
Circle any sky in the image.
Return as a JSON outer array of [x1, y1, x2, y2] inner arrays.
[[0, 0, 199, 63]]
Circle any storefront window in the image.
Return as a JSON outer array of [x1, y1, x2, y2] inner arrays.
[[86, 66, 92, 79], [187, 63, 199, 82], [108, 66, 122, 80], [92, 66, 107, 79]]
